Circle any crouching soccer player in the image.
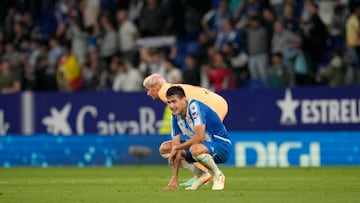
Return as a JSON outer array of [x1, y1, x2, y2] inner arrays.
[[143, 73, 229, 188], [160, 86, 232, 190]]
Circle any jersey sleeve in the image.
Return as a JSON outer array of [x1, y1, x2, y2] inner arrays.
[[188, 100, 206, 126], [170, 115, 181, 138]]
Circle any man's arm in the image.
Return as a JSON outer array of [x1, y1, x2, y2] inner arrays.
[[164, 133, 182, 190], [168, 133, 181, 164], [172, 124, 206, 151], [1, 80, 21, 94]]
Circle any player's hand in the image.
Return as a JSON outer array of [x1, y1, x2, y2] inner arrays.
[[168, 145, 178, 165]]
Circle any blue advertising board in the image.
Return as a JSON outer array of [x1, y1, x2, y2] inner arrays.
[[0, 93, 21, 135], [229, 131, 360, 167], [34, 92, 165, 135], [221, 87, 360, 131], [0, 87, 360, 135], [1, 132, 359, 167]]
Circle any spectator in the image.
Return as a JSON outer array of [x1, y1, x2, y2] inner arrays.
[[271, 20, 300, 65], [197, 32, 214, 65], [2, 42, 21, 68], [208, 51, 235, 91], [300, 1, 329, 75], [112, 60, 127, 92], [12, 21, 29, 50], [345, 4, 360, 85], [182, 54, 200, 86], [183, 2, 201, 38], [233, 0, 262, 30], [292, 38, 311, 86], [3, 6, 21, 41], [221, 42, 249, 87], [81, 50, 107, 91], [214, 18, 241, 51], [164, 60, 182, 84], [282, 2, 299, 33], [201, 0, 232, 37], [54, 0, 73, 23], [234, 0, 262, 19], [98, 13, 117, 64], [128, 0, 145, 22], [48, 36, 64, 66], [33, 44, 57, 91], [113, 60, 143, 92], [138, 48, 166, 77], [87, 20, 101, 52], [28, 39, 42, 70], [81, 0, 100, 29], [270, 0, 285, 17], [330, 3, 346, 37], [107, 55, 122, 89], [200, 63, 212, 90], [139, 0, 172, 36], [0, 59, 21, 94], [55, 21, 68, 46], [121, 62, 143, 92], [18, 49, 32, 90], [318, 48, 346, 87], [116, 9, 139, 64], [21, 11, 36, 38], [271, 21, 299, 58], [267, 52, 289, 88], [166, 0, 185, 36], [66, 17, 88, 65], [245, 15, 269, 83], [262, 7, 277, 50]]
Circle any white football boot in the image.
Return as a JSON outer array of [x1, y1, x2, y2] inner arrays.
[[185, 172, 212, 190], [212, 173, 225, 190]]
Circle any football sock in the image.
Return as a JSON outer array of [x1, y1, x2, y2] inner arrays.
[[194, 153, 221, 176], [180, 159, 204, 177]]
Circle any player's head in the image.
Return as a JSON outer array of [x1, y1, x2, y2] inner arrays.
[[166, 86, 187, 116], [143, 74, 166, 100]]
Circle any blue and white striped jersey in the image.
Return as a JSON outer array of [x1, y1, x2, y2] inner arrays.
[[171, 99, 231, 145]]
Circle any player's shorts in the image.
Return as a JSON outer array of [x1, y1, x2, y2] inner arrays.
[[183, 141, 232, 164]]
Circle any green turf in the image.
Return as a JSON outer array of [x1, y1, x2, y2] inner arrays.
[[0, 166, 359, 203]]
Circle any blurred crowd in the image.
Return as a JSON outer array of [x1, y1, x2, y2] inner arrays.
[[0, 0, 360, 94]]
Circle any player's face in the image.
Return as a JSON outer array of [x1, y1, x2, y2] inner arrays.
[[145, 85, 159, 100], [167, 95, 187, 116]]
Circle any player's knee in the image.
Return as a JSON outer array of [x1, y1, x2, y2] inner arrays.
[[189, 144, 207, 156], [159, 141, 172, 154]]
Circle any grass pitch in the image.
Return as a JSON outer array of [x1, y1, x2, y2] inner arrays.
[[0, 166, 359, 203]]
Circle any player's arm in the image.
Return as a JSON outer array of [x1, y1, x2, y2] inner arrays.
[[168, 133, 181, 164], [172, 124, 205, 151], [168, 114, 182, 164]]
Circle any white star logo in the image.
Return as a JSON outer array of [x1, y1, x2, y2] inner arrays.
[[276, 89, 300, 125], [42, 103, 72, 135]]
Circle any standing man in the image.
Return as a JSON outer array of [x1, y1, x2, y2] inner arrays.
[[164, 86, 232, 190], [143, 73, 228, 121], [143, 73, 229, 189]]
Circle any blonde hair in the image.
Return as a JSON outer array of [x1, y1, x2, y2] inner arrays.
[[143, 74, 166, 87]]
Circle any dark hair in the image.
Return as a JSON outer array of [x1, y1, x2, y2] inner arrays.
[[272, 52, 283, 58], [166, 86, 186, 98]]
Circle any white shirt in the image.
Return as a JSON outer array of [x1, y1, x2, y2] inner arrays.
[[117, 20, 138, 52], [122, 68, 143, 92], [166, 68, 183, 83]]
